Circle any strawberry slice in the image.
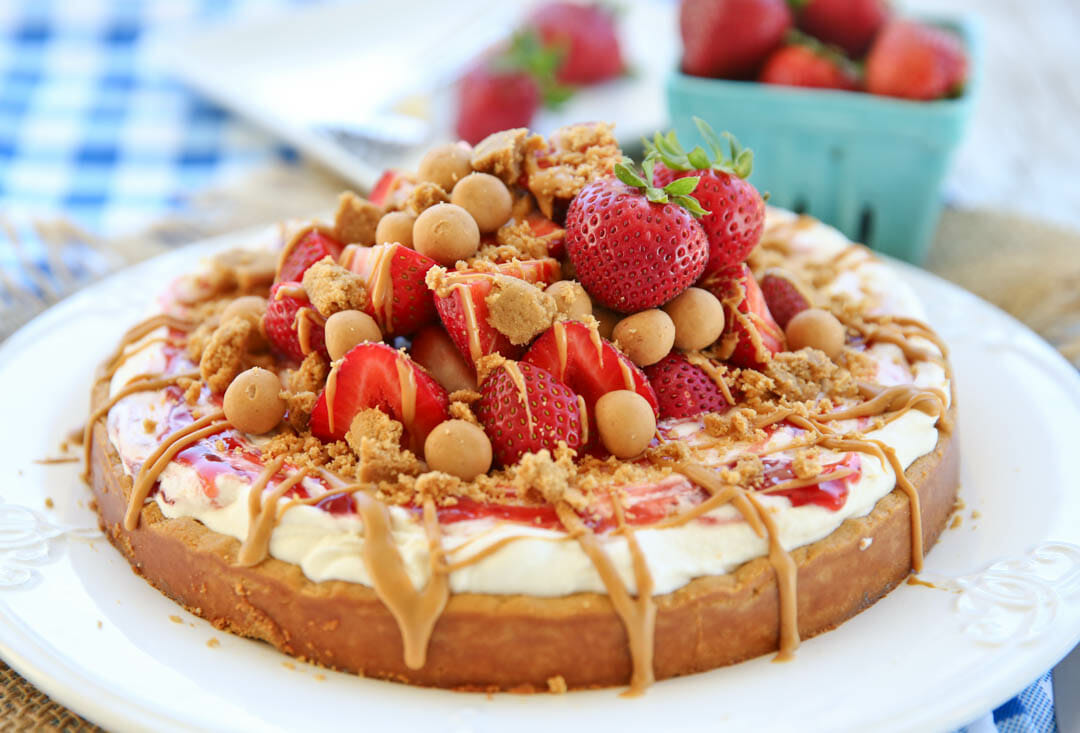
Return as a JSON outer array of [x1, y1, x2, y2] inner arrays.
[[759, 269, 812, 329], [340, 243, 438, 336], [264, 282, 328, 363], [476, 360, 584, 466], [410, 324, 478, 393], [524, 211, 567, 259], [369, 170, 415, 209], [701, 263, 785, 369], [428, 258, 562, 369], [276, 226, 343, 284], [310, 342, 449, 452], [523, 320, 658, 443], [645, 352, 731, 420]]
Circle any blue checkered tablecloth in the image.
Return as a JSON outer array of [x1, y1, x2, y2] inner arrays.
[[0, 1, 1063, 731]]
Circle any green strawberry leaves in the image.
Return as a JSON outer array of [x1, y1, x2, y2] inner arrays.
[[644, 117, 754, 179], [494, 29, 576, 109], [614, 156, 710, 218]]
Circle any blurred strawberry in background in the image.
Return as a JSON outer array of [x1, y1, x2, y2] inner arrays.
[[758, 34, 859, 90], [528, 2, 623, 84], [793, 0, 889, 57], [865, 19, 967, 100], [679, 0, 792, 79], [456, 2, 625, 144]]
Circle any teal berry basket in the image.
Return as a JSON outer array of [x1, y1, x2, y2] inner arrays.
[[665, 17, 979, 264]]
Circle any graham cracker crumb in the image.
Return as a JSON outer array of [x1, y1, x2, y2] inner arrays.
[[185, 320, 217, 364], [448, 395, 481, 426], [484, 276, 556, 345], [288, 352, 329, 394], [345, 409, 422, 483], [208, 248, 277, 294], [525, 122, 621, 218], [44, 497, 54, 509], [282, 390, 317, 431], [765, 349, 858, 403], [265, 431, 359, 478], [404, 181, 450, 215], [792, 448, 824, 480], [301, 257, 369, 316], [206, 638, 220, 648], [720, 454, 764, 486], [471, 128, 530, 185], [490, 218, 563, 260], [703, 408, 765, 444], [333, 191, 382, 245], [142, 417, 157, 434], [547, 675, 567, 694], [474, 353, 508, 384], [512, 448, 587, 511], [178, 377, 204, 405], [199, 317, 252, 394]]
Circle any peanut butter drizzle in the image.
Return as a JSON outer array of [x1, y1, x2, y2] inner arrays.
[[100, 314, 196, 379], [864, 314, 950, 358], [759, 467, 855, 494], [294, 307, 326, 357], [501, 361, 533, 431], [685, 352, 735, 405], [82, 370, 200, 480], [553, 320, 569, 378], [819, 436, 924, 571], [555, 501, 655, 696], [753, 407, 795, 429], [822, 383, 945, 424], [615, 356, 637, 391], [743, 492, 799, 661], [587, 321, 606, 367], [675, 462, 765, 536], [236, 461, 307, 567], [355, 491, 449, 669], [368, 245, 396, 331], [452, 283, 484, 364], [124, 411, 228, 530], [273, 284, 306, 300], [577, 395, 589, 445], [325, 360, 341, 435], [395, 354, 419, 448]]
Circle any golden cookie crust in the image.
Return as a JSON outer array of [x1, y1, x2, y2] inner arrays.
[[89, 374, 958, 691]]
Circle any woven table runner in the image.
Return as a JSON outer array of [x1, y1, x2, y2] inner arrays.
[[1, 166, 1077, 728]]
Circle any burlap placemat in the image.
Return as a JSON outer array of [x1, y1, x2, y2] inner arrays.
[[1, 168, 1077, 727]]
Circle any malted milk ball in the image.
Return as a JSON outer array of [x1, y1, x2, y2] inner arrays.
[[325, 310, 383, 361], [375, 211, 416, 247], [663, 287, 725, 351], [595, 390, 657, 458], [592, 305, 621, 341], [545, 280, 592, 322], [424, 419, 493, 480], [785, 308, 846, 360], [417, 142, 473, 192], [413, 203, 480, 265], [612, 309, 676, 367], [223, 367, 285, 434], [451, 173, 513, 233]]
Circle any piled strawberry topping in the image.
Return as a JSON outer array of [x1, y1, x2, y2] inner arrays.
[[180, 121, 870, 522]]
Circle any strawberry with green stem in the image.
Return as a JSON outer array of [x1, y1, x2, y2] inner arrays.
[[564, 155, 709, 313], [647, 118, 766, 280]]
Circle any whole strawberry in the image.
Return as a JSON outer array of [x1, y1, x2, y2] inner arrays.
[[565, 157, 709, 313], [865, 19, 966, 101], [476, 360, 584, 465], [680, 0, 792, 79], [758, 39, 859, 90], [526, 2, 623, 85], [647, 119, 765, 280], [645, 352, 731, 420], [795, 0, 889, 57]]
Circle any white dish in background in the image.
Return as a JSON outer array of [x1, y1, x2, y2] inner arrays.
[[151, 0, 677, 191], [1, 227, 1079, 731]]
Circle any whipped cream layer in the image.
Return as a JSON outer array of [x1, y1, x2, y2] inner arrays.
[[107, 210, 950, 597]]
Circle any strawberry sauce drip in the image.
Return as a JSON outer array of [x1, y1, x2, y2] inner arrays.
[[756, 453, 861, 510]]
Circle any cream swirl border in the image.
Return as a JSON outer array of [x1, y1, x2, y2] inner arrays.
[[0, 499, 101, 589], [920, 542, 1080, 645]]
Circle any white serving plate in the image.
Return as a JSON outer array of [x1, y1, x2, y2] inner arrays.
[[0, 227, 1078, 732]]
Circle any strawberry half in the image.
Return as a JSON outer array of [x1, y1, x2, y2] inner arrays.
[[428, 258, 561, 368], [759, 269, 812, 329], [476, 360, 584, 466], [565, 157, 709, 312], [523, 320, 659, 443], [276, 226, 343, 284], [310, 343, 449, 453], [645, 352, 732, 420], [369, 170, 415, 209], [701, 263, 785, 369], [647, 120, 765, 278], [410, 324, 478, 393], [264, 282, 328, 363], [340, 243, 438, 336]]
